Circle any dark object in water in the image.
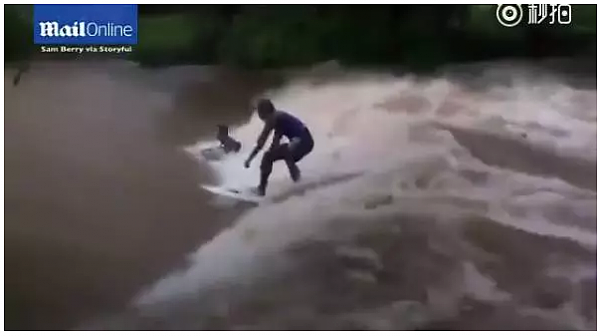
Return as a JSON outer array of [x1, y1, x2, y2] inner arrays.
[[13, 62, 30, 87], [217, 125, 242, 153], [13, 72, 22, 86]]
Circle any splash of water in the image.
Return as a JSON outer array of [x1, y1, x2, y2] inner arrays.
[[134, 66, 596, 329]]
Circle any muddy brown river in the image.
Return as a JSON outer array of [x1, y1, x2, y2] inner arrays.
[[4, 59, 597, 330]]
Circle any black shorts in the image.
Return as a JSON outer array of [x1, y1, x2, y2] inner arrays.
[[290, 128, 314, 162], [266, 128, 314, 163]]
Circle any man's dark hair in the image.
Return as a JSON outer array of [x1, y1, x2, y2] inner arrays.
[[217, 124, 229, 136], [257, 98, 275, 115]]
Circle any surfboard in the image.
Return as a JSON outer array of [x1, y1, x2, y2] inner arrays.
[[201, 184, 264, 204], [202, 172, 364, 205]]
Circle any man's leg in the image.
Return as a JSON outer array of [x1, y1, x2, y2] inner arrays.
[[258, 151, 273, 195], [284, 138, 302, 182], [286, 136, 314, 182], [258, 145, 288, 195]]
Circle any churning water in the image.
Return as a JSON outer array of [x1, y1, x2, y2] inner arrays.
[[130, 61, 597, 330]]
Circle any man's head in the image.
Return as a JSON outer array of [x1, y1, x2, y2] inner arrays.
[[256, 98, 275, 121], [217, 125, 228, 137]]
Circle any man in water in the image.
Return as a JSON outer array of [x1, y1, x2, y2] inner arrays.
[[244, 98, 314, 196]]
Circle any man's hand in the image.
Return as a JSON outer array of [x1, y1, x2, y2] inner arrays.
[[244, 158, 251, 168]]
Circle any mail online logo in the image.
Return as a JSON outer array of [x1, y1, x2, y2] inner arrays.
[[33, 4, 138, 45]]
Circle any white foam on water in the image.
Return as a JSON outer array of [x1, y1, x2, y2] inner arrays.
[[135, 68, 596, 329]]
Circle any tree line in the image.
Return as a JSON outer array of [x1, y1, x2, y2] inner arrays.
[[6, 5, 596, 70]]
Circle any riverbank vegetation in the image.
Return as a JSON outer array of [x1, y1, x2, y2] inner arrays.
[[6, 5, 596, 70]]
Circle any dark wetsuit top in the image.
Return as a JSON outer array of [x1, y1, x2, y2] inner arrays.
[[275, 111, 309, 139], [257, 110, 314, 161]]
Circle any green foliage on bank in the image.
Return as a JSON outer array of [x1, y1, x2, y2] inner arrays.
[[5, 5, 596, 70], [5, 5, 34, 63], [130, 5, 596, 69]]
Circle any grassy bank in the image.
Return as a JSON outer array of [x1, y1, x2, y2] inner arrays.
[[5, 5, 596, 70], [5, 5, 34, 63], [131, 5, 597, 70], [132, 13, 225, 67]]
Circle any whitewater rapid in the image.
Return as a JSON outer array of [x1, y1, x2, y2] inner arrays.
[[131, 64, 596, 330]]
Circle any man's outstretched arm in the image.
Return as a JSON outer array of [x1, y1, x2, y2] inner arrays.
[[245, 119, 274, 167]]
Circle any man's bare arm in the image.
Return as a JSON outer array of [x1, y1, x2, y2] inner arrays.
[[245, 119, 274, 166], [269, 130, 282, 152], [256, 120, 273, 149]]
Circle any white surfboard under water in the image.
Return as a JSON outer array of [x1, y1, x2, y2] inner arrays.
[[201, 172, 363, 206], [201, 184, 263, 204]]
